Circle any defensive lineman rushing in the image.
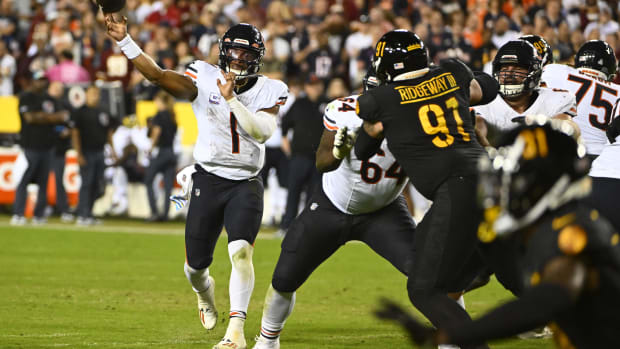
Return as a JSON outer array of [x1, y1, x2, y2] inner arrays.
[[541, 40, 620, 158], [474, 40, 578, 146], [105, 18, 288, 349], [252, 68, 416, 349], [354, 30, 499, 349]]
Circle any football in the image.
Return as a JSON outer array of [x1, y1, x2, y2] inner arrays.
[[96, 0, 126, 13]]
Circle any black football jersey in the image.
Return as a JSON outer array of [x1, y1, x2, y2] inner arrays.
[[521, 202, 620, 348], [357, 59, 485, 199]]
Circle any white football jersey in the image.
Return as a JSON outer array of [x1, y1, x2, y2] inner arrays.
[[542, 64, 620, 155], [474, 87, 577, 131], [321, 95, 410, 215], [185, 61, 288, 180], [590, 105, 620, 179], [590, 141, 620, 179]]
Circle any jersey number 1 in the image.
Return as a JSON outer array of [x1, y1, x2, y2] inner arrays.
[[230, 113, 240, 153], [418, 96, 470, 148]]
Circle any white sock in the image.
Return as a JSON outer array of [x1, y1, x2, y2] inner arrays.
[[228, 240, 255, 317], [183, 263, 212, 293], [260, 284, 295, 340]]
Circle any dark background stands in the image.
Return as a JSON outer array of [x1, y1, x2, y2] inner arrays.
[[279, 76, 327, 233]]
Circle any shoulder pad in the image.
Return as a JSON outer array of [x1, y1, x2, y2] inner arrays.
[[440, 58, 474, 81]]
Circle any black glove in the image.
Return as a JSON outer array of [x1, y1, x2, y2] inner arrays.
[[607, 116, 620, 144], [374, 298, 436, 347], [97, 0, 126, 13]]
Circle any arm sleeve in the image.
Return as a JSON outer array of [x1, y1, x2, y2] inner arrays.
[[356, 92, 381, 122], [445, 283, 574, 346], [473, 71, 499, 106], [354, 125, 383, 160]]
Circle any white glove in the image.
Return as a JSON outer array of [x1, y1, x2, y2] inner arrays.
[[169, 164, 197, 210], [332, 126, 358, 160]]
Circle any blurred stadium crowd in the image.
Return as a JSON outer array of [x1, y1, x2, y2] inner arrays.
[[3, 0, 620, 223], [4, 0, 620, 98]]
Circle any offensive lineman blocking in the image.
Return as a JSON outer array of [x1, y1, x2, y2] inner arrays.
[[252, 69, 416, 349], [105, 17, 288, 349], [541, 40, 620, 158]]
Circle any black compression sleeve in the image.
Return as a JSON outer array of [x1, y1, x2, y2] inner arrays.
[[607, 115, 620, 143], [473, 71, 499, 106], [354, 126, 382, 160], [444, 283, 573, 346]]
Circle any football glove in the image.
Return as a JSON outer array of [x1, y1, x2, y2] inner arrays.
[[375, 298, 436, 347], [332, 126, 358, 160], [607, 116, 620, 144], [96, 0, 126, 13]]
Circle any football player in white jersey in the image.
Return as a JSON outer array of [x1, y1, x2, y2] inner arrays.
[[585, 101, 620, 231], [474, 40, 578, 147], [251, 69, 416, 349], [105, 17, 288, 349], [541, 40, 619, 158]]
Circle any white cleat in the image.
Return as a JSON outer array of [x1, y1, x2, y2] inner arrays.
[[214, 318, 247, 349], [197, 276, 217, 330], [10, 215, 26, 226], [252, 336, 280, 349], [213, 337, 247, 349], [517, 325, 553, 339]]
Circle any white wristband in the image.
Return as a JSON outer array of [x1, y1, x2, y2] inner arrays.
[[116, 35, 143, 60]]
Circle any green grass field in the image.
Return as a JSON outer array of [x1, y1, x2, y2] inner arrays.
[[0, 217, 553, 348]]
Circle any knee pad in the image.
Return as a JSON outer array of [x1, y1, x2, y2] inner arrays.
[[228, 239, 254, 276], [183, 262, 210, 293]]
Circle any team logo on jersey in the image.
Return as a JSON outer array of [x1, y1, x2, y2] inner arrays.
[[194, 188, 201, 197], [209, 92, 220, 104]]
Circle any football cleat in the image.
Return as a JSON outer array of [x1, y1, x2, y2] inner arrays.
[[252, 335, 280, 349], [31, 217, 47, 226], [213, 336, 247, 349], [9, 215, 26, 226], [60, 213, 75, 223], [197, 276, 217, 330], [517, 325, 553, 339]]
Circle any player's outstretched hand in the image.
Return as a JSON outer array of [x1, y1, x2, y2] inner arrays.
[[105, 14, 127, 41], [374, 298, 436, 347], [217, 72, 236, 101], [332, 126, 358, 160]]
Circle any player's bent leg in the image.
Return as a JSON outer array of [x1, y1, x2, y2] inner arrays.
[[184, 263, 217, 330], [406, 176, 489, 349], [358, 196, 415, 275], [252, 284, 295, 349]]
